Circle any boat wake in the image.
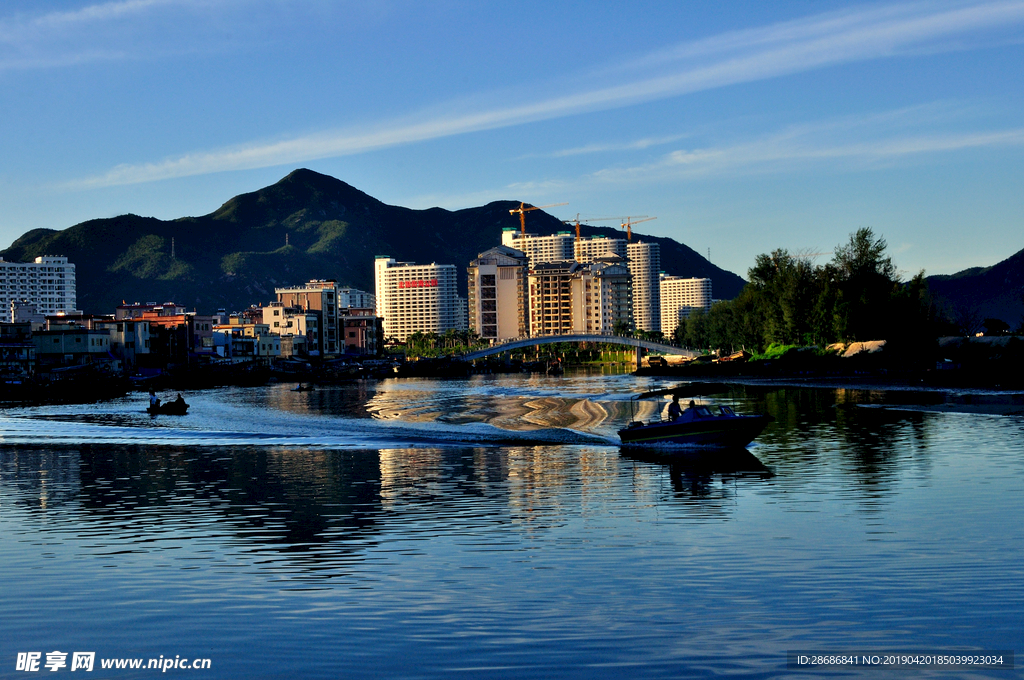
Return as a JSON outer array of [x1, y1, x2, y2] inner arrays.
[[0, 405, 617, 450]]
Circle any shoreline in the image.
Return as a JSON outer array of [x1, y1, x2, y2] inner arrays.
[[665, 375, 1024, 416]]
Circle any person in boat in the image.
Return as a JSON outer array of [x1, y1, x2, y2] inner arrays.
[[668, 395, 683, 421], [173, 393, 185, 406], [149, 390, 160, 410]]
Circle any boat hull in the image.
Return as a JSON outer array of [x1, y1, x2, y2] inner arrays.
[[618, 414, 770, 448], [147, 402, 189, 416]]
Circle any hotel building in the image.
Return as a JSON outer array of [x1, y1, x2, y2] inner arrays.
[[660, 276, 713, 337], [374, 256, 462, 342], [0, 256, 76, 320]]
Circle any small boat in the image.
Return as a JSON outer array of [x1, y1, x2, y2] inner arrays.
[[291, 384, 315, 392], [619, 383, 771, 448], [147, 399, 189, 416]]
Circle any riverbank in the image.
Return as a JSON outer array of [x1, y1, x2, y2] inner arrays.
[[658, 375, 1024, 416], [637, 337, 1024, 391]]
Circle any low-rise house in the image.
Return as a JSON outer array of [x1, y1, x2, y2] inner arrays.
[[261, 302, 318, 357], [95, 318, 151, 374], [32, 327, 118, 372], [255, 334, 281, 363], [341, 307, 382, 355], [0, 322, 35, 377]]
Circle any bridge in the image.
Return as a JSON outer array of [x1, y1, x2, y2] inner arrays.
[[460, 334, 698, 369]]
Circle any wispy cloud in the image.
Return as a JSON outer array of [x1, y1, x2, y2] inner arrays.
[[68, 0, 1024, 188], [515, 134, 692, 160], [420, 107, 1024, 206], [596, 131, 1024, 184], [0, 0, 255, 70], [587, 116, 1024, 184]]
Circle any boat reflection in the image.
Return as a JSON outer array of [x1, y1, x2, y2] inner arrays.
[[619, 445, 771, 476]]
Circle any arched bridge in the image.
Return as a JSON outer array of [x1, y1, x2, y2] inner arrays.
[[461, 334, 698, 368]]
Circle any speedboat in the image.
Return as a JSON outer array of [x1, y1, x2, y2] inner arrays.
[[147, 401, 189, 417], [147, 398, 189, 416], [618, 384, 771, 448]]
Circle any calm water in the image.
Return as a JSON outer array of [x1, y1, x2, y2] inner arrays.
[[2, 373, 1023, 679]]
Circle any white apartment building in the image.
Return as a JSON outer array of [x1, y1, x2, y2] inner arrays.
[[467, 245, 529, 343], [660, 276, 713, 337], [338, 287, 375, 311], [501, 229, 574, 267], [0, 256, 76, 319], [374, 256, 463, 342], [626, 241, 661, 333], [573, 235, 627, 264]]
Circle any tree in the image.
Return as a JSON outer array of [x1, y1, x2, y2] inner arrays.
[[983, 318, 1010, 336], [829, 228, 899, 342], [952, 303, 982, 336], [683, 307, 709, 349]]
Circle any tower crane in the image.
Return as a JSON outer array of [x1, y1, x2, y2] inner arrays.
[[509, 202, 568, 236], [621, 216, 657, 242], [561, 214, 623, 241]]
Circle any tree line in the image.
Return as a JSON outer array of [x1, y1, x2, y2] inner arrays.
[[674, 228, 946, 354]]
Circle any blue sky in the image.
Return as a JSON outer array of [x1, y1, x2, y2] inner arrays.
[[2, 0, 1023, 280]]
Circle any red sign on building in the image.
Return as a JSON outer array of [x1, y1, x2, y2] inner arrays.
[[398, 279, 439, 289]]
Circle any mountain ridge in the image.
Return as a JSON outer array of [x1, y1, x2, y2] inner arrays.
[[2, 168, 745, 315], [926, 247, 1024, 328]]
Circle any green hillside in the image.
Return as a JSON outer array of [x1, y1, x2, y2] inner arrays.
[[1, 169, 746, 314]]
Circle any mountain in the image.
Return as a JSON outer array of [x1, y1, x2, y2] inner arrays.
[[926, 247, 1024, 327], [2, 169, 746, 315]]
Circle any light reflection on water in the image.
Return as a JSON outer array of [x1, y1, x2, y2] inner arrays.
[[2, 374, 1023, 678]]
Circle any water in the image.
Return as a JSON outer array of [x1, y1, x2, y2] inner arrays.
[[2, 374, 1023, 678]]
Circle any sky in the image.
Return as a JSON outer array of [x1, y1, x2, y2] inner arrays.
[[2, 0, 1023, 280]]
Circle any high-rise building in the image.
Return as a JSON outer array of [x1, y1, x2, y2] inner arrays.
[[626, 241, 661, 333], [527, 255, 633, 337], [573, 236, 627, 264], [582, 254, 633, 335], [501, 229, 574, 267], [467, 245, 529, 343], [275, 280, 340, 355], [374, 256, 462, 342], [528, 261, 580, 337], [0, 256, 76, 319], [660, 275, 713, 337]]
